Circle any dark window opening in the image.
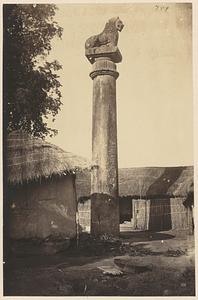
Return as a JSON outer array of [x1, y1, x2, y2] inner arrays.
[[119, 198, 132, 224]]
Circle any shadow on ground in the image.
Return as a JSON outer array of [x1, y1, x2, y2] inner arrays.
[[6, 231, 176, 271], [120, 231, 175, 242], [4, 231, 195, 296]]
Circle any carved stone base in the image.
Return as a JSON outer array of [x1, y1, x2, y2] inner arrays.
[[86, 45, 122, 64]]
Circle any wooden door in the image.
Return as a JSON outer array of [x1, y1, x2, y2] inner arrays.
[[132, 200, 150, 230]]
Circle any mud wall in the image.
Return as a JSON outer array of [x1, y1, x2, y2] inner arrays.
[[77, 197, 191, 233], [130, 198, 190, 232], [8, 176, 77, 239], [170, 197, 189, 230]]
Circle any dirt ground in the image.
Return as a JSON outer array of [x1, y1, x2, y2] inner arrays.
[[4, 230, 195, 296]]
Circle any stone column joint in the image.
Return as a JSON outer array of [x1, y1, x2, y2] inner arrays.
[[90, 69, 119, 80]]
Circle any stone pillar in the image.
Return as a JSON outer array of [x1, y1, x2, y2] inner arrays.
[[85, 17, 124, 236]]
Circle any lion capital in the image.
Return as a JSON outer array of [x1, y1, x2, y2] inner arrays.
[[85, 17, 124, 64]]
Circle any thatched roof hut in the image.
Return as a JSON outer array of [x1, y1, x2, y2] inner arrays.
[[7, 131, 90, 185], [7, 131, 90, 245], [76, 166, 193, 200], [77, 166, 194, 233]]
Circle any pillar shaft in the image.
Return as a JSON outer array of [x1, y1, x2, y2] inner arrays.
[[90, 58, 119, 236], [85, 16, 124, 237]]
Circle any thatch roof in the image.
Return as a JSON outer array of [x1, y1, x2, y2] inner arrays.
[[76, 166, 194, 200], [7, 131, 90, 184], [119, 166, 193, 198]]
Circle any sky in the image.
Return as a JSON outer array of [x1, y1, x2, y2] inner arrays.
[[46, 3, 193, 168]]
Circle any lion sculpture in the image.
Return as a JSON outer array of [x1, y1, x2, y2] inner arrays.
[[85, 17, 124, 50]]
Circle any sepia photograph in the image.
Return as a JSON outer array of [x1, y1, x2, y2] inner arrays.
[[2, 2, 196, 297]]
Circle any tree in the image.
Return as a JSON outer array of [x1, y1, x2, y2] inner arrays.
[[3, 4, 63, 138]]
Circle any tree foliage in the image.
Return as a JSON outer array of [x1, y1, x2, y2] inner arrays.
[[3, 4, 63, 138]]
